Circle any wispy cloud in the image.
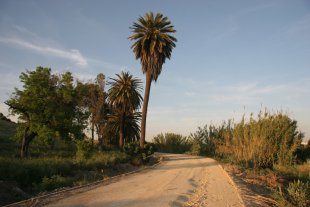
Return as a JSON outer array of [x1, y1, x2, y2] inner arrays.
[[0, 37, 88, 67], [210, 82, 289, 104], [231, 83, 287, 95]]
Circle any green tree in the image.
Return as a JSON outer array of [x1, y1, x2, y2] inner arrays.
[[129, 12, 177, 148], [6, 67, 86, 158], [76, 74, 107, 145], [107, 71, 142, 148]]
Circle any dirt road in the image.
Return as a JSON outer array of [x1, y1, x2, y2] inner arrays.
[[47, 154, 244, 207]]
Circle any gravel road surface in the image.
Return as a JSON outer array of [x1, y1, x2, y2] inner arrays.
[[47, 154, 244, 207]]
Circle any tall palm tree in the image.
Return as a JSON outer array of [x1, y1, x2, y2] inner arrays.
[[129, 12, 177, 148], [107, 71, 143, 148]]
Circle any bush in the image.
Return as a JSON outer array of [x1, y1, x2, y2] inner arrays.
[[275, 180, 310, 207], [287, 180, 309, 207], [76, 139, 93, 161], [236, 112, 302, 168], [190, 140, 202, 156], [152, 133, 190, 153], [123, 142, 141, 157], [123, 142, 155, 165], [39, 175, 73, 191]]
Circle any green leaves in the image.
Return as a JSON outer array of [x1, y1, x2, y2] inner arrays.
[[6, 66, 87, 149], [129, 12, 177, 81], [108, 71, 142, 111], [107, 71, 143, 146]]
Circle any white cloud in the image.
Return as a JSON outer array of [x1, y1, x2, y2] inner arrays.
[[209, 82, 290, 105], [231, 83, 287, 95], [0, 37, 88, 67]]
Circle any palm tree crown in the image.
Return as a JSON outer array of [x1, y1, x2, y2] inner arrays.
[[129, 12, 177, 81], [107, 71, 143, 111], [107, 71, 143, 148]]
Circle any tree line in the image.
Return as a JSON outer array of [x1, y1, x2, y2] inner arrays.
[[5, 67, 143, 157], [5, 12, 177, 158]]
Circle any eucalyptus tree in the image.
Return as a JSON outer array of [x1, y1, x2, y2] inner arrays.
[[129, 12, 177, 148], [107, 71, 142, 148]]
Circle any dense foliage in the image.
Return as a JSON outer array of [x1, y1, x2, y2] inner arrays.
[[153, 111, 306, 170], [5, 67, 145, 158], [153, 133, 190, 153], [6, 67, 87, 157]]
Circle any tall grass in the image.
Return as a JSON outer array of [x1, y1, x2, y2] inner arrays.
[[230, 111, 302, 168], [0, 151, 128, 193]]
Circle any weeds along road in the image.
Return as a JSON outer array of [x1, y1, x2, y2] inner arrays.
[[47, 154, 244, 207]]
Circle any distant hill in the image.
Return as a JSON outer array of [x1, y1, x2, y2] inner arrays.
[[0, 113, 14, 123], [0, 114, 18, 156]]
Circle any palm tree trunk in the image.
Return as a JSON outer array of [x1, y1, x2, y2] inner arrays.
[[140, 72, 152, 148]]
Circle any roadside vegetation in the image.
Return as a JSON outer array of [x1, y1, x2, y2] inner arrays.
[[153, 110, 310, 206], [0, 12, 177, 206], [0, 68, 144, 205], [2, 10, 309, 207]]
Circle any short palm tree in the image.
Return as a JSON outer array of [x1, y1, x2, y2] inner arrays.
[[129, 12, 177, 148], [107, 71, 143, 148], [108, 110, 141, 144]]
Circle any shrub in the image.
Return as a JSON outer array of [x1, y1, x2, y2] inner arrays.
[[123, 142, 141, 157], [76, 139, 93, 161], [275, 180, 310, 207], [217, 111, 303, 169], [190, 140, 202, 156], [39, 175, 73, 191], [123, 142, 155, 165], [287, 180, 309, 207], [152, 133, 190, 153]]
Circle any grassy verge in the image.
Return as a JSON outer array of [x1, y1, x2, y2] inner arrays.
[[0, 151, 130, 206]]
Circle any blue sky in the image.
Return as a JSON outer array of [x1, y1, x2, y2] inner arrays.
[[0, 0, 309, 141]]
